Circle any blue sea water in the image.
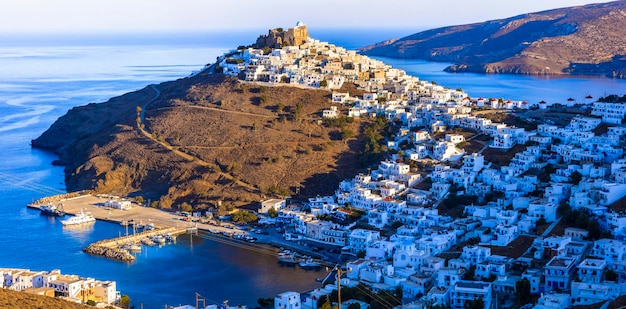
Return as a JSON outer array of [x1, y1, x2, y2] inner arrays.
[[0, 29, 625, 308]]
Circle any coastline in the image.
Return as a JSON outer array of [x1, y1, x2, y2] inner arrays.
[[27, 193, 333, 262]]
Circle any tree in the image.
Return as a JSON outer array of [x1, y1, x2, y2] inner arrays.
[[87, 300, 97, 306], [515, 278, 531, 304], [605, 269, 618, 282], [267, 207, 278, 218], [180, 202, 193, 212], [463, 298, 484, 309], [231, 211, 258, 224], [259, 95, 268, 105], [276, 102, 285, 113], [569, 171, 583, 185], [356, 250, 366, 258], [341, 128, 355, 142], [319, 80, 328, 88], [463, 265, 476, 281], [347, 303, 361, 309], [293, 102, 304, 120], [135, 196, 144, 204], [118, 295, 131, 309], [318, 296, 332, 309], [258, 298, 274, 308]]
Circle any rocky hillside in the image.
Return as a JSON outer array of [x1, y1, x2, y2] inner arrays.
[[33, 71, 379, 211], [361, 0, 626, 77]]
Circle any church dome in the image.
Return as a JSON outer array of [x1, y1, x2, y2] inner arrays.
[[296, 21, 305, 27]]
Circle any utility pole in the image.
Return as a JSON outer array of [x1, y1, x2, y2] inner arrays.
[[196, 293, 206, 309], [337, 267, 342, 309]]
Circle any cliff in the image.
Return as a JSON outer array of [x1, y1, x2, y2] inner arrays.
[[33, 71, 374, 210], [360, 0, 626, 77]]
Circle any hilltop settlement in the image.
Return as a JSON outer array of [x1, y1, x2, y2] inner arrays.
[[212, 23, 626, 309], [24, 21, 626, 309]]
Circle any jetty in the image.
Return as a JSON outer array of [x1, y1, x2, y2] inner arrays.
[[83, 227, 186, 262]]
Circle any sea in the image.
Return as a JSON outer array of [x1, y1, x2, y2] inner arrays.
[[0, 28, 625, 308]]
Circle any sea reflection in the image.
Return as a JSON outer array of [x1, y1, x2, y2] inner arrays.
[[62, 222, 95, 241]]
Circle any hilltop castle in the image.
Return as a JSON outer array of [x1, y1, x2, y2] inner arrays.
[[254, 21, 309, 49]]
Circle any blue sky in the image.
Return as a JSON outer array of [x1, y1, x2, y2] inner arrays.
[[0, 0, 617, 33]]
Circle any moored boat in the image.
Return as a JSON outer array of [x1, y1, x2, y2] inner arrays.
[[39, 203, 65, 217], [153, 235, 166, 244], [299, 258, 321, 268], [278, 254, 300, 264], [61, 210, 95, 226]]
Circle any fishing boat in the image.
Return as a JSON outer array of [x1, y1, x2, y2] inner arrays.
[[61, 210, 95, 226], [39, 203, 65, 217]]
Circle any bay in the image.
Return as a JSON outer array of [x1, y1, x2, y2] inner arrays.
[[0, 33, 323, 309], [1, 29, 626, 308]]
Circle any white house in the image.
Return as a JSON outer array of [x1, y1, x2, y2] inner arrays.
[[275, 291, 301, 309], [105, 199, 131, 210], [260, 199, 286, 214], [544, 256, 577, 292], [449, 281, 492, 309]]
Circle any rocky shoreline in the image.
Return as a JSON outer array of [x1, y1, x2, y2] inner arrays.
[[83, 245, 135, 262]]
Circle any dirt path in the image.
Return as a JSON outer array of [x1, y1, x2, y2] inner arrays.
[[136, 85, 260, 193]]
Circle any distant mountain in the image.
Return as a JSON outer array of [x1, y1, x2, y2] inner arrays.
[[361, 0, 626, 77]]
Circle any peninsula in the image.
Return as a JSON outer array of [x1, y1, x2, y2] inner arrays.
[[361, 0, 626, 78]]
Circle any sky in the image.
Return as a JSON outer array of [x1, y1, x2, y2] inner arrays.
[[0, 0, 618, 34]]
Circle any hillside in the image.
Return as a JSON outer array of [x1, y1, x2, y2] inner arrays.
[[361, 0, 626, 77], [33, 72, 379, 211], [0, 288, 95, 309]]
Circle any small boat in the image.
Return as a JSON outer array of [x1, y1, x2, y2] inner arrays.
[[165, 233, 176, 242], [278, 254, 300, 264], [586, 95, 593, 99], [567, 98, 575, 101], [61, 210, 95, 226], [299, 258, 321, 268], [141, 238, 155, 246], [153, 235, 166, 244], [129, 244, 142, 252], [39, 203, 65, 217]]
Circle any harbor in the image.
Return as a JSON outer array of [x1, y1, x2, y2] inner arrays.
[[27, 193, 332, 263], [27, 194, 203, 261]]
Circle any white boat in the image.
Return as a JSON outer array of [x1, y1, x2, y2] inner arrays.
[[299, 258, 321, 268], [153, 235, 166, 244], [61, 210, 96, 226]]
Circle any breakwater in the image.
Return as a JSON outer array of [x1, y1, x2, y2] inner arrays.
[[83, 227, 184, 262]]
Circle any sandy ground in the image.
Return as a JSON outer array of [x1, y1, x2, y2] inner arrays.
[[56, 195, 198, 230]]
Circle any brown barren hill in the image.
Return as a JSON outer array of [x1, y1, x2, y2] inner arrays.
[[361, 0, 626, 78], [33, 72, 377, 210], [0, 288, 93, 309]]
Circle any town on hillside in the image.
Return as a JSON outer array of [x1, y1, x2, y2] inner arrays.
[[211, 23, 626, 309]]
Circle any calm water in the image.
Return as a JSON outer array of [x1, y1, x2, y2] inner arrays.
[[1, 30, 625, 308]]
